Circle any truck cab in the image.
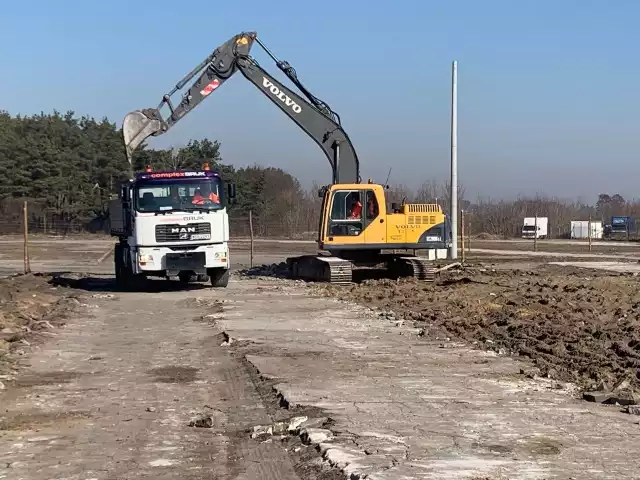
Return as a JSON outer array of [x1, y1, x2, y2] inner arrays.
[[522, 217, 548, 239], [109, 165, 236, 288]]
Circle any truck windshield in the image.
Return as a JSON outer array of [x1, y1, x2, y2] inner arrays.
[[522, 225, 536, 231], [135, 177, 224, 213]]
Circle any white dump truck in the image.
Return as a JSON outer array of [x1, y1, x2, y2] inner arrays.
[[521, 217, 548, 239], [109, 165, 236, 289]]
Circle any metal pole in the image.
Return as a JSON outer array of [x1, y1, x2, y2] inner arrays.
[[450, 60, 458, 260]]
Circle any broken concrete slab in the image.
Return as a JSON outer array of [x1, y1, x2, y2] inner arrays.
[[300, 428, 333, 445]]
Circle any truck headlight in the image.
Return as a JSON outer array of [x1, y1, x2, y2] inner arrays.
[[139, 254, 154, 265]]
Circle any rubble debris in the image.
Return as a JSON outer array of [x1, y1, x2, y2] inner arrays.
[[249, 416, 331, 441], [188, 414, 213, 428], [287, 416, 309, 433], [250, 424, 273, 438], [239, 263, 290, 279], [301, 428, 334, 445], [583, 392, 613, 403], [519, 367, 541, 379], [627, 405, 640, 415]]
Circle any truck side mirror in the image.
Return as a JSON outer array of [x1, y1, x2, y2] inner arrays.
[[227, 183, 237, 205], [120, 184, 131, 206]]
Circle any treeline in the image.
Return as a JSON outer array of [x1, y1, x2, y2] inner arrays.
[[0, 110, 318, 236], [0, 110, 638, 238]]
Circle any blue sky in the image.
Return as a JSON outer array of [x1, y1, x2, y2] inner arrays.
[[1, 0, 638, 200]]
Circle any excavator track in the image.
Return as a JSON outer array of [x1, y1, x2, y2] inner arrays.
[[393, 256, 437, 282], [287, 255, 353, 284]]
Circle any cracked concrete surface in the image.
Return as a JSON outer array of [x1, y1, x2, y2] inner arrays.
[[221, 278, 640, 479], [2, 272, 640, 479], [0, 280, 314, 480]]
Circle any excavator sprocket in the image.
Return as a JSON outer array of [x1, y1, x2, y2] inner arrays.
[[393, 256, 437, 282], [287, 255, 353, 285]]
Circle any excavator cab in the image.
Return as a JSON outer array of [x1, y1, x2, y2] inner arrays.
[[320, 184, 386, 246], [319, 183, 448, 253]]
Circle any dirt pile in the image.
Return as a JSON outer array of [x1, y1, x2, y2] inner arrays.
[[0, 274, 82, 372], [317, 265, 640, 393]]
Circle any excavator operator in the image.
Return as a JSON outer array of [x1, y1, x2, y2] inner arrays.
[[366, 191, 378, 218], [347, 194, 362, 219], [192, 183, 220, 205]]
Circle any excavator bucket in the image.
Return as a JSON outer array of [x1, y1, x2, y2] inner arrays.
[[122, 109, 165, 165]]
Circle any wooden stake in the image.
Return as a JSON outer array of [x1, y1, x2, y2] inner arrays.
[[460, 210, 466, 263], [588, 215, 592, 252], [23, 200, 31, 274], [249, 210, 254, 268], [533, 213, 538, 252]]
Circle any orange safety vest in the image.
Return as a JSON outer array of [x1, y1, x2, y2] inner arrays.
[[192, 191, 220, 204], [348, 201, 362, 219], [367, 199, 377, 217]]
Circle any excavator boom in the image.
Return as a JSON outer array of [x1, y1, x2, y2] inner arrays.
[[122, 31, 360, 184]]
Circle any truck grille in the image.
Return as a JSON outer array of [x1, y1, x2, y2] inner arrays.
[[155, 223, 211, 243]]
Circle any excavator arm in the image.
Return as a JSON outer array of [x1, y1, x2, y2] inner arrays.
[[122, 32, 256, 162], [122, 32, 360, 184]]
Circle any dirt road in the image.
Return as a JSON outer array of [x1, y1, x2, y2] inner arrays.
[[0, 275, 338, 480], [2, 235, 640, 278]]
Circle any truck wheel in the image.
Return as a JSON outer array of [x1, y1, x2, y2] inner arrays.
[[114, 244, 124, 286], [196, 274, 209, 283], [118, 245, 145, 291], [209, 268, 229, 288]]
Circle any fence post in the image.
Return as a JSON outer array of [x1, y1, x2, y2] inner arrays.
[[533, 213, 538, 252], [23, 200, 31, 274], [588, 215, 592, 252], [467, 218, 471, 254], [249, 210, 254, 268]]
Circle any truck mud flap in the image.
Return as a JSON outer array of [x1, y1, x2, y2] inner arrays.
[[166, 251, 207, 276]]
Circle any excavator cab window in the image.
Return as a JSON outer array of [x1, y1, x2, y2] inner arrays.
[[327, 189, 379, 236]]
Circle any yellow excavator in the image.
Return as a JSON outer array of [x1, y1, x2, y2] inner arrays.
[[121, 31, 450, 284]]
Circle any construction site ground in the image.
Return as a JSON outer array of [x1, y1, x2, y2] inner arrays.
[[1, 236, 640, 478]]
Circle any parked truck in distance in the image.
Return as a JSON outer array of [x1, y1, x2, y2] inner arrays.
[[522, 217, 548, 239], [603, 216, 637, 240], [570, 220, 603, 240], [109, 164, 236, 289]]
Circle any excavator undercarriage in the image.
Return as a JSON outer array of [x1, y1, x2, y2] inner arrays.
[[286, 253, 438, 285]]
